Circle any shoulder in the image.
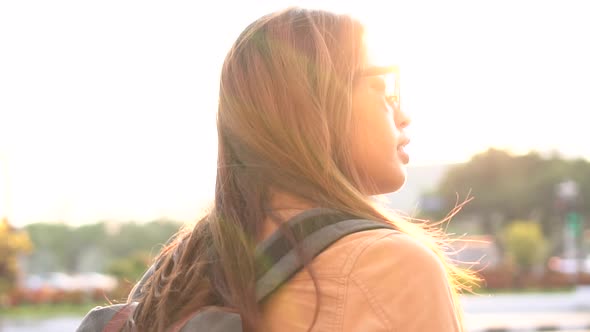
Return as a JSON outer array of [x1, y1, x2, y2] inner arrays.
[[292, 225, 445, 279], [340, 230, 461, 331], [309, 227, 444, 278], [349, 229, 445, 278], [293, 227, 403, 278]]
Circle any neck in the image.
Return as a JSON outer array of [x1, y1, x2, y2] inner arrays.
[[258, 189, 317, 242]]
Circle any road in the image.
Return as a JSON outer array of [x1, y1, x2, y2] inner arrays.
[[462, 287, 590, 331], [1, 288, 589, 331]]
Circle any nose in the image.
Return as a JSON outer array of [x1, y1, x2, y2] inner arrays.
[[395, 105, 411, 129]]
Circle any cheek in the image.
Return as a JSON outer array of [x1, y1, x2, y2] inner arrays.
[[354, 97, 399, 157], [351, 95, 405, 193]]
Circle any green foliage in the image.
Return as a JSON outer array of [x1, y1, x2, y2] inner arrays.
[[24, 219, 181, 275], [0, 302, 101, 318], [433, 149, 589, 238], [107, 251, 152, 283], [502, 221, 547, 271]]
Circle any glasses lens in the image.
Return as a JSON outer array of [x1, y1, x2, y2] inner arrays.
[[383, 72, 399, 102]]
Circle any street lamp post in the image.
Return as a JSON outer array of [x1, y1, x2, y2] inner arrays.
[[556, 180, 582, 285]]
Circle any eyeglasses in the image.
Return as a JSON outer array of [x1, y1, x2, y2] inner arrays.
[[356, 65, 400, 110]]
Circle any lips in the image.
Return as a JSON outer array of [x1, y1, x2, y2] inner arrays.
[[397, 137, 410, 164]]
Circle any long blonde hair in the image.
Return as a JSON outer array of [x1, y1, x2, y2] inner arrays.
[[131, 7, 477, 331]]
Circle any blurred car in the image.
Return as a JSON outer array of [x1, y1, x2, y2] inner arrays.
[[547, 255, 590, 274]]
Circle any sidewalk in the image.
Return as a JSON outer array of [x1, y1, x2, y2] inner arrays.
[[465, 312, 590, 332], [462, 287, 590, 332], [461, 287, 590, 313]]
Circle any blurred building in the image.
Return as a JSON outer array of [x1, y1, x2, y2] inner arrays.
[[23, 272, 118, 293]]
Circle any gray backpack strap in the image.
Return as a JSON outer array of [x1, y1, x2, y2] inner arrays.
[[76, 302, 137, 332], [254, 208, 396, 302]]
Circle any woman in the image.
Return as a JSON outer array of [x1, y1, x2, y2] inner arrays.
[[81, 7, 477, 332]]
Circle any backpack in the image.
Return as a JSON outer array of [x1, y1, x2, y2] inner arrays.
[[76, 208, 396, 332]]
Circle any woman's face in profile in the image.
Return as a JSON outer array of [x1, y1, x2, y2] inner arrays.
[[350, 53, 411, 195]]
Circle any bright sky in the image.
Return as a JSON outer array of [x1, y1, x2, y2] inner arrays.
[[1, 1, 588, 226]]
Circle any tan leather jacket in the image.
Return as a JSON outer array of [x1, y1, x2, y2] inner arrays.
[[261, 228, 462, 331]]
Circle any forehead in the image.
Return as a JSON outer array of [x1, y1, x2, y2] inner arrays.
[[359, 33, 400, 78], [360, 30, 400, 73]]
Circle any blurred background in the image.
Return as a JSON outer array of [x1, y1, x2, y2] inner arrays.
[[1, 0, 588, 331]]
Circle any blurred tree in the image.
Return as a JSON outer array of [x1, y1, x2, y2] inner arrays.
[[24, 219, 180, 274], [0, 217, 33, 295], [101, 220, 179, 259], [432, 149, 589, 247], [106, 251, 152, 283], [25, 222, 74, 272], [502, 221, 547, 287]]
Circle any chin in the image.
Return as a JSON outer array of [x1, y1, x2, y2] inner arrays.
[[367, 171, 407, 195], [386, 176, 407, 193], [357, 160, 408, 195], [388, 164, 409, 191]]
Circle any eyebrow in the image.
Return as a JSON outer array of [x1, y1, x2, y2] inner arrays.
[[357, 65, 399, 77]]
